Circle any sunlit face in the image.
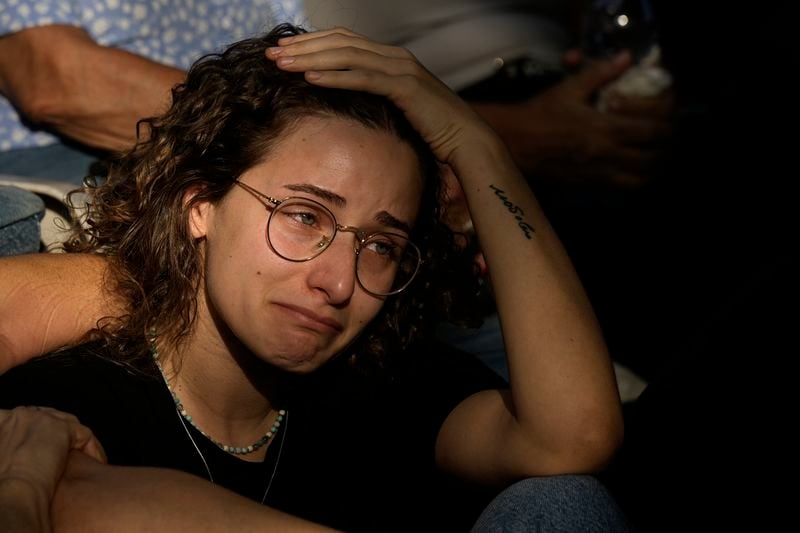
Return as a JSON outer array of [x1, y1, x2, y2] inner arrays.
[[190, 116, 424, 373]]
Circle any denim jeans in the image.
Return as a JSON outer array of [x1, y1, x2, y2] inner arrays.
[[472, 475, 630, 532], [0, 186, 44, 255], [0, 143, 98, 185], [0, 142, 97, 255]]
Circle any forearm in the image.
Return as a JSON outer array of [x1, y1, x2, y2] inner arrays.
[[453, 132, 623, 469], [54, 454, 335, 533], [0, 25, 184, 151], [0, 254, 118, 374], [0, 478, 51, 533], [244, 24, 621, 483]]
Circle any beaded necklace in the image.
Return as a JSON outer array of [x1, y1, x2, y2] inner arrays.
[[149, 340, 286, 456]]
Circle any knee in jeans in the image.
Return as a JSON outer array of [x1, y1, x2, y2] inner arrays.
[[0, 186, 45, 255], [472, 475, 630, 532]]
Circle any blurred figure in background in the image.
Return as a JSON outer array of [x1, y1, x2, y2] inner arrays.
[[0, 0, 303, 184], [0, 1, 303, 255]]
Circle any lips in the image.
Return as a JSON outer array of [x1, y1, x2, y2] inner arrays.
[[274, 303, 344, 333]]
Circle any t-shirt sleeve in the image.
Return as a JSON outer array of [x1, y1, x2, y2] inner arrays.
[[393, 340, 507, 456], [0, 347, 153, 422], [384, 341, 508, 530], [0, 356, 51, 408], [0, 347, 171, 467], [0, 352, 94, 411], [0, 1, 81, 37]]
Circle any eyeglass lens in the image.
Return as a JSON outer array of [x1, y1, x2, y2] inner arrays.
[[266, 198, 419, 295]]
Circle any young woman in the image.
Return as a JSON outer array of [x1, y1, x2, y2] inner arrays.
[[0, 24, 624, 532]]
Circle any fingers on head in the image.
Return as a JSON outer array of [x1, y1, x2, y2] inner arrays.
[[280, 26, 360, 45], [278, 27, 414, 61]]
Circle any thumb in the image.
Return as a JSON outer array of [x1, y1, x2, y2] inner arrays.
[[69, 423, 108, 464], [566, 50, 633, 98]]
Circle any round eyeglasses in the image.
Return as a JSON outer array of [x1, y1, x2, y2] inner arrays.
[[234, 180, 422, 296]]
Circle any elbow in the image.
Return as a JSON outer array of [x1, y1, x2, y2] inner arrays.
[[569, 402, 625, 473], [535, 410, 625, 476], [16, 82, 72, 127], [570, 391, 626, 473], [572, 408, 625, 474], [8, 30, 91, 127], [567, 418, 625, 473]]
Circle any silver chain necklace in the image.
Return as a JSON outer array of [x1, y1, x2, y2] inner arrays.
[[151, 340, 285, 456], [149, 334, 288, 504], [171, 399, 289, 504]]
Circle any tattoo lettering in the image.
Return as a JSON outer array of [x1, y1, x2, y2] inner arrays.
[[489, 185, 535, 239]]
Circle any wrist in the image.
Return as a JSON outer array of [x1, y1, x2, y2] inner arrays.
[[449, 127, 517, 182], [0, 477, 52, 533]]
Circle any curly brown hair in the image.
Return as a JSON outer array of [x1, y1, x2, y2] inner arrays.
[[66, 23, 479, 375]]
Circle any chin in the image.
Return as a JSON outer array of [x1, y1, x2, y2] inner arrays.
[[272, 356, 324, 374], [264, 345, 338, 374]]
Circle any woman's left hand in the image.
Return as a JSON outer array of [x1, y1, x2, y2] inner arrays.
[[266, 27, 494, 167]]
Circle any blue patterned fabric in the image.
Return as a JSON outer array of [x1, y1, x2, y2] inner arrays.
[[0, 0, 305, 152]]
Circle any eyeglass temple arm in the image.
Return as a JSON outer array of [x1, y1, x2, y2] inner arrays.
[[233, 180, 281, 209]]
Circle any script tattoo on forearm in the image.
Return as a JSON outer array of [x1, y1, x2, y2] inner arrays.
[[489, 185, 535, 239]]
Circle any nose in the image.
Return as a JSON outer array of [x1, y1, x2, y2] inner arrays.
[[305, 232, 358, 305]]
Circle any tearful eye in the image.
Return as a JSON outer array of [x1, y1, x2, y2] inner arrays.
[[280, 208, 323, 229], [364, 236, 405, 261], [368, 240, 395, 256], [295, 212, 318, 226]]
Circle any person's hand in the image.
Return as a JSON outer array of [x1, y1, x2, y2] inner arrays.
[[265, 28, 505, 278], [471, 52, 675, 188], [265, 27, 496, 170], [0, 407, 106, 532]]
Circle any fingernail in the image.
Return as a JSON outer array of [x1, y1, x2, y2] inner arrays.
[[278, 36, 295, 45], [306, 71, 322, 81], [277, 56, 295, 66], [267, 46, 283, 57]]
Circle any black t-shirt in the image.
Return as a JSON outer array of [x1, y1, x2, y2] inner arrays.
[[0, 341, 505, 532]]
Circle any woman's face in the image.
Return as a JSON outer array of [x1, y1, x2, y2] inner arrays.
[[191, 116, 424, 373]]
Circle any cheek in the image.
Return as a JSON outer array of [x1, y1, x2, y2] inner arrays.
[[205, 202, 277, 281], [202, 225, 275, 314], [349, 296, 386, 332]]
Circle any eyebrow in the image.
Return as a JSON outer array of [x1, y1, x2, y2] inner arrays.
[[284, 183, 346, 208], [376, 211, 412, 235], [284, 183, 412, 235]]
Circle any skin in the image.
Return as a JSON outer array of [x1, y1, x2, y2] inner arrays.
[[163, 116, 423, 455], [191, 117, 422, 372], [0, 253, 119, 374], [0, 407, 105, 533], [0, 24, 672, 183], [0, 25, 183, 150], [1, 27, 624, 531]]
